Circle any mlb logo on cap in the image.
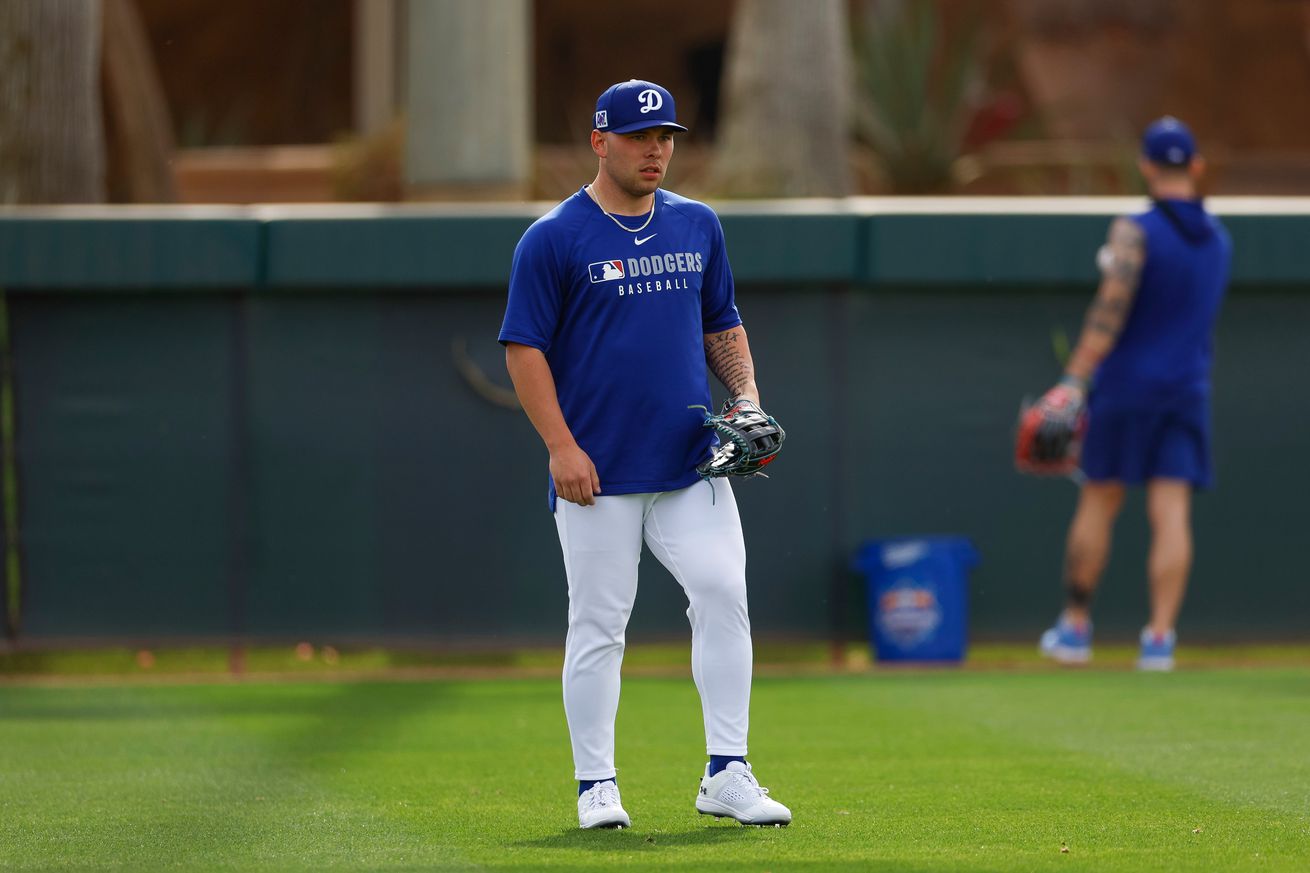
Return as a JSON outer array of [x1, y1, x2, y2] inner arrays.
[[593, 79, 689, 135], [1142, 116, 1197, 167]]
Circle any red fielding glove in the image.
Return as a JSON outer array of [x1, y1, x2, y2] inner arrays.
[[1015, 377, 1088, 475]]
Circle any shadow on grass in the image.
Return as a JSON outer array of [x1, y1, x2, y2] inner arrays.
[[516, 822, 788, 851], [0, 679, 468, 868]]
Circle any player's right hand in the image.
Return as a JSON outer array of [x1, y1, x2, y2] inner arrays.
[[550, 443, 602, 506]]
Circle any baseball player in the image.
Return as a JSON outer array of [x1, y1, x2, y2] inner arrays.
[[498, 79, 791, 829], [1031, 117, 1231, 671]]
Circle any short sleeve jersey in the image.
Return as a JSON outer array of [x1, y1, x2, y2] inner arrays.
[[499, 188, 742, 509]]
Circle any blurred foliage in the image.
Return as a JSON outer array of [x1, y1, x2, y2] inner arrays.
[[331, 119, 405, 202], [136, 0, 352, 149], [853, 0, 985, 193]]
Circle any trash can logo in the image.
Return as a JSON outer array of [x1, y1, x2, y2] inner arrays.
[[858, 536, 975, 663], [876, 580, 942, 648]]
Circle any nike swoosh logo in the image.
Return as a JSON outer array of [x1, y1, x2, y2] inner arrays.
[[634, 234, 658, 246]]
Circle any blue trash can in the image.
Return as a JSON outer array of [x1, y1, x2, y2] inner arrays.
[[854, 536, 979, 664]]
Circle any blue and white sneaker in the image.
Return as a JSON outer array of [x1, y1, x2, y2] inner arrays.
[[1137, 628, 1177, 672], [1039, 616, 1092, 664]]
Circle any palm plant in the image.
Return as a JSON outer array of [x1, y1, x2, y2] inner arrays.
[[853, 0, 984, 193]]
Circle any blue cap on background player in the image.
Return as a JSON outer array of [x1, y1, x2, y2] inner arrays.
[[593, 80, 689, 135], [1142, 116, 1197, 167]]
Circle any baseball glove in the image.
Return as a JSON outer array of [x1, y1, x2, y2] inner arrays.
[[1015, 382, 1088, 476], [695, 398, 786, 479]]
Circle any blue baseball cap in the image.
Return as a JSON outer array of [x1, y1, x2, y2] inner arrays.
[[1142, 116, 1197, 167], [593, 79, 688, 135]]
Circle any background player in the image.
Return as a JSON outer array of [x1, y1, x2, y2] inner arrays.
[[498, 79, 791, 829], [1034, 117, 1232, 671]]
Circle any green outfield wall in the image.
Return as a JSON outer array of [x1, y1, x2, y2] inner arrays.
[[1, 200, 1307, 647]]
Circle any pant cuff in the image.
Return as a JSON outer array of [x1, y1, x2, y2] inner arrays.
[[705, 746, 748, 756]]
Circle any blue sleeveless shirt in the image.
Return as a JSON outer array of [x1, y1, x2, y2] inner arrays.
[[1093, 199, 1231, 405]]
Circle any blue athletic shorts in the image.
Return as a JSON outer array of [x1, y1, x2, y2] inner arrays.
[[1080, 392, 1212, 488]]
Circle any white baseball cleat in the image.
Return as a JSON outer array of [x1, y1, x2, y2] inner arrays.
[[578, 780, 631, 829], [695, 761, 792, 826]]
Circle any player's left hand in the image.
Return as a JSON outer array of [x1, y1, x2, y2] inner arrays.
[[696, 398, 785, 479], [1015, 379, 1087, 475]]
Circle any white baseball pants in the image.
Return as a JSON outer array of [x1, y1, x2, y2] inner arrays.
[[554, 480, 752, 781]]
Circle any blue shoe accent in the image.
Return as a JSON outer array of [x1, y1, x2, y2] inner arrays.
[[579, 778, 615, 797], [709, 755, 746, 777], [1039, 616, 1092, 664], [1137, 628, 1176, 671]]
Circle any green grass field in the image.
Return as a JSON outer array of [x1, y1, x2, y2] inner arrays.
[[1, 657, 1307, 871]]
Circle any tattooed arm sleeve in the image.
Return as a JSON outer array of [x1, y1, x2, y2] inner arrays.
[[703, 325, 760, 405], [1066, 216, 1146, 384]]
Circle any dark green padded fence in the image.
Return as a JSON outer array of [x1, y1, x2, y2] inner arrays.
[[0, 209, 261, 289], [1, 202, 1306, 646]]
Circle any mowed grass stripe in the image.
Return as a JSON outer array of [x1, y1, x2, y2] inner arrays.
[[0, 672, 1306, 871], [750, 673, 1309, 869], [0, 683, 485, 870]]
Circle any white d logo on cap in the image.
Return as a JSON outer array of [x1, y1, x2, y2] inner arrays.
[[638, 89, 663, 114]]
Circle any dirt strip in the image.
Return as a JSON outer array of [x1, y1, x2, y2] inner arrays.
[[2, 655, 1307, 687]]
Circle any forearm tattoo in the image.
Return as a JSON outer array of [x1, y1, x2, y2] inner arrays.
[[1087, 217, 1145, 338], [704, 330, 754, 398], [1086, 295, 1130, 336]]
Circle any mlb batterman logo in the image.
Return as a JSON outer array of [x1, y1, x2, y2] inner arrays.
[[594, 110, 608, 129], [588, 260, 625, 283]]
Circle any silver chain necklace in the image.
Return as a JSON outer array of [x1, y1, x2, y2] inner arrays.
[[585, 184, 656, 233]]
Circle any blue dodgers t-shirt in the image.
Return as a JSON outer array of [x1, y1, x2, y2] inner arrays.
[[1094, 199, 1231, 406], [499, 188, 742, 510]]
